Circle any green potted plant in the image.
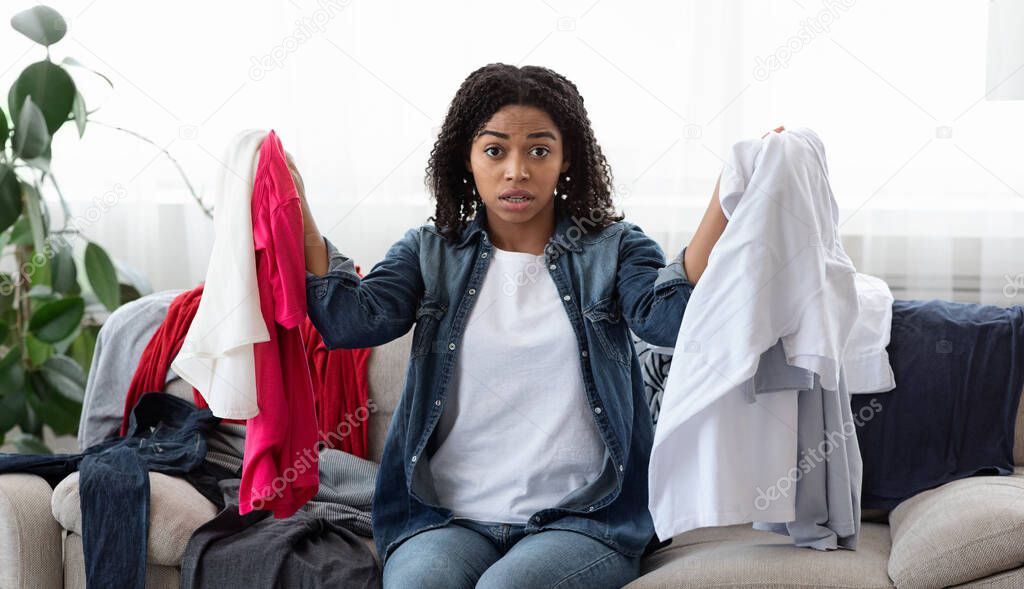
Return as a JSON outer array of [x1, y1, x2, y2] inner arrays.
[[0, 5, 164, 452]]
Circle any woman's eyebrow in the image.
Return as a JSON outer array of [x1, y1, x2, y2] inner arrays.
[[479, 130, 557, 140]]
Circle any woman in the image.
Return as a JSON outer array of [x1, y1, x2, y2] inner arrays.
[[293, 63, 776, 588]]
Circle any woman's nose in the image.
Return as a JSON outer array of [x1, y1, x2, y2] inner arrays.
[[504, 156, 529, 181]]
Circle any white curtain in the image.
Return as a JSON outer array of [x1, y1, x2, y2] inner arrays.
[[2, 0, 1021, 305]]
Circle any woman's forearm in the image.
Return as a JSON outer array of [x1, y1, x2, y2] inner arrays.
[[301, 196, 330, 277], [683, 170, 727, 284]]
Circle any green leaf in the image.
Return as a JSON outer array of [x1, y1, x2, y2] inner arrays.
[[0, 344, 26, 435], [13, 96, 50, 160], [50, 241, 76, 294], [21, 182, 46, 257], [0, 390, 26, 434], [28, 296, 84, 343], [67, 324, 98, 377], [70, 91, 86, 137], [25, 332, 52, 366], [10, 61, 76, 135], [27, 372, 79, 436], [0, 166, 23, 235], [85, 242, 119, 311], [119, 282, 141, 304], [40, 354, 84, 403], [0, 344, 24, 395], [0, 108, 8, 151], [10, 6, 67, 46], [61, 57, 113, 90], [12, 432, 50, 455], [23, 144, 51, 173], [9, 216, 33, 246], [19, 401, 41, 435]]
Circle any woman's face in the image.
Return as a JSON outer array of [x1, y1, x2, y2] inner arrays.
[[465, 104, 570, 230]]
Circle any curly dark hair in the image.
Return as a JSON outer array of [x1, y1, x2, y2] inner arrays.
[[425, 63, 623, 243]]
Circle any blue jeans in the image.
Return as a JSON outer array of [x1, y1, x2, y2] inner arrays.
[[0, 393, 224, 589], [382, 517, 642, 588]]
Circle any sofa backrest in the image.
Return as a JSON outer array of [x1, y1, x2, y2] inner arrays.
[[365, 329, 413, 463]]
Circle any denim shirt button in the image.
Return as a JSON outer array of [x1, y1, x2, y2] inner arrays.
[[549, 264, 557, 270], [562, 294, 571, 301], [594, 406, 602, 414], [481, 252, 488, 258], [581, 350, 588, 358], [315, 285, 327, 298], [448, 342, 456, 351], [411, 455, 418, 463], [619, 464, 624, 472], [468, 288, 476, 295], [435, 399, 442, 406], [587, 506, 595, 512]]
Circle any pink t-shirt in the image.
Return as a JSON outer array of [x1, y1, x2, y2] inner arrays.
[[238, 130, 319, 517]]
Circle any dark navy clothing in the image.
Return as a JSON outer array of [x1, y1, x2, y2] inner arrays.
[[851, 299, 1024, 509], [0, 392, 224, 589]]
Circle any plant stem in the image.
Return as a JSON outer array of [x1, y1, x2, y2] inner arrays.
[[88, 120, 212, 219]]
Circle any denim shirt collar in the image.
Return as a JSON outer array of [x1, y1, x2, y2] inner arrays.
[[454, 204, 585, 257]]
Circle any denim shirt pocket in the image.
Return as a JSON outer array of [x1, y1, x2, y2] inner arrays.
[[411, 296, 448, 358], [583, 297, 631, 368]]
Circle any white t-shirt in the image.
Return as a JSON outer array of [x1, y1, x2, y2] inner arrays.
[[172, 129, 270, 419], [428, 245, 606, 524]]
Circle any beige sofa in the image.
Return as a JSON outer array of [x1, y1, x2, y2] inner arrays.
[[3, 309, 1024, 588]]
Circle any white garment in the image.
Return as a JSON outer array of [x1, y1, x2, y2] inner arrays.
[[845, 273, 896, 394], [643, 272, 896, 396], [428, 246, 606, 524], [171, 129, 269, 419], [649, 127, 862, 543]]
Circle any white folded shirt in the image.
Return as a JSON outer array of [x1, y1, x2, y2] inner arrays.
[[171, 129, 270, 419]]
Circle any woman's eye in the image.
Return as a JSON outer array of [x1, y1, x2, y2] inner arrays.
[[484, 146, 502, 157], [531, 146, 550, 157]]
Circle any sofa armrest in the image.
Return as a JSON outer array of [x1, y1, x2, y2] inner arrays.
[[0, 473, 63, 589]]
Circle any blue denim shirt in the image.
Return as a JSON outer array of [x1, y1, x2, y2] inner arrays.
[[305, 207, 694, 564]]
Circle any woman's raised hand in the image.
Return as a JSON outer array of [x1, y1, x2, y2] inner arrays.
[[761, 125, 785, 139], [284, 150, 306, 201], [284, 150, 329, 276]]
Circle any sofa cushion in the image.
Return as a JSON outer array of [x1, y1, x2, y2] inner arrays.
[[64, 532, 179, 589], [887, 468, 1024, 589], [952, 565, 1024, 588], [0, 473, 63, 589], [51, 471, 218, 567], [366, 329, 412, 463], [627, 522, 894, 588]]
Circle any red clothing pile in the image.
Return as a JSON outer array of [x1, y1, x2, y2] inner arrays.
[[118, 131, 371, 519]]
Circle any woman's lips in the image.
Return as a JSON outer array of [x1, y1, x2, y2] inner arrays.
[[498, 195, 533, 211]]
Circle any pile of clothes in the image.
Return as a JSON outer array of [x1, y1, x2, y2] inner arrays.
[[0, 129, 382, 588], [641, 126, 1024, 553]]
